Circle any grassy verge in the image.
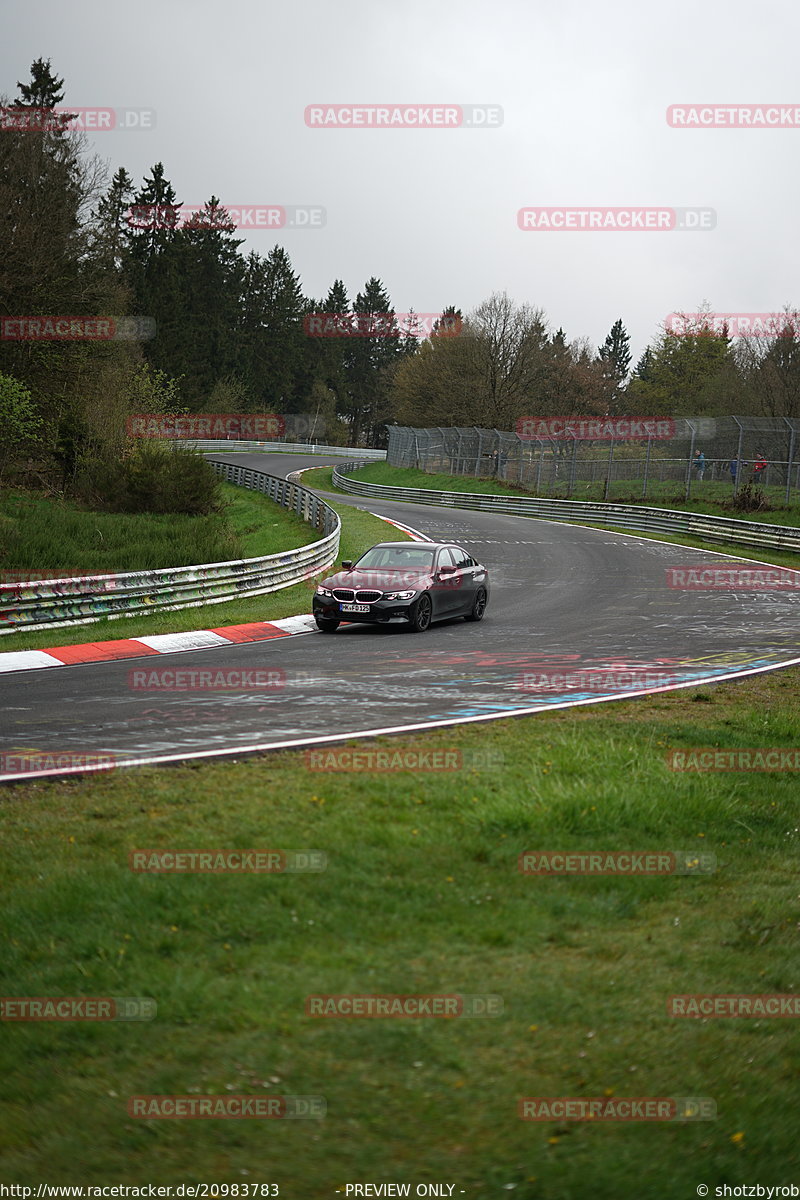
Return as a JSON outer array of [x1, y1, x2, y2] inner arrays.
[[339, 463, 800, 525], [1, 668, 799, 1192], [0, 500, 410, 655], [0, 484, 319, 574]]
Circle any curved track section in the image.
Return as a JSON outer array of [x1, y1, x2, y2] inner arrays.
[[1, 451, 799, 781]]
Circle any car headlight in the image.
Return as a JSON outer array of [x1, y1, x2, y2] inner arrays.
[[317, 586, 333, 598], [384, 590, 416, 600]]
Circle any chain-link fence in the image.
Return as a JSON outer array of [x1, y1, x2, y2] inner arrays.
[[387, 419, 800, 502]]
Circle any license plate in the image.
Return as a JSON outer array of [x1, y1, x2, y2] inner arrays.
[[341, 603, 370, 614]]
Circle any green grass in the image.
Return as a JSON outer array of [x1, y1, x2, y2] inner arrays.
[[1, 669, 799, 1193], [0, 499, 411, 654], [0, 484, 317, 574], [336, 463, 537, 499]]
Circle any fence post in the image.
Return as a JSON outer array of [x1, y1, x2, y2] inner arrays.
[[604, 437, 615, 501], [784, 418, 796, 506], [685, 421, 697, 502], [567, 435, 578, 498], [535, 440, 545, 492], [642, 436, 652, 499], [732, 417, 744, 497]]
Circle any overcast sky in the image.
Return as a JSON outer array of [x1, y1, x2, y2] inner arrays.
[[2, 0, 799, 361]]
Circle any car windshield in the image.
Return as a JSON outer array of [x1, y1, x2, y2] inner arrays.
[[355, 547, 435, 571]]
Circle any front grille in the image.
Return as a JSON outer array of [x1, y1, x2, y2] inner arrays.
[[356, 590, 382, 602], [333, 589, 355, 601]]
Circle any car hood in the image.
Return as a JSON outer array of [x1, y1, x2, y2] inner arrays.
[[320, 569, 433, 591]]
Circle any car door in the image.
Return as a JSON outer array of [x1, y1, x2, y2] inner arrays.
[[432, 547, 459, 615], [449, 546, 478, 615]]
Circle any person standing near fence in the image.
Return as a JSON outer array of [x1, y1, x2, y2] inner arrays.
[[729, 457, 739, 484], [753, 452, 767, 484], [694, 449, 706, 481]]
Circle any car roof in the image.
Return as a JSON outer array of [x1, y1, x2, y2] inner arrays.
[[369, 541, 461, 550]]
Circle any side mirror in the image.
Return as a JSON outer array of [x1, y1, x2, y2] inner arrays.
[[438, 565, 456, 577], [341, 561, 353, 570]]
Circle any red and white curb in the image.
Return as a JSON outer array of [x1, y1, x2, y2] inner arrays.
[[0, 615, 319, 676], [366, 513, 427, 541]]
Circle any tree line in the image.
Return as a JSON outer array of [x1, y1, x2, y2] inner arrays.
[[2, 58, 799, 499]]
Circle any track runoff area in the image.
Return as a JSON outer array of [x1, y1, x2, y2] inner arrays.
[[1, 450, 800, 781]]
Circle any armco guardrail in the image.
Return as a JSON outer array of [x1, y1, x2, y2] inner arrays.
[[177, 438, 387, 459], [332, 462, 800, 554], [0, 464, 340, 635]]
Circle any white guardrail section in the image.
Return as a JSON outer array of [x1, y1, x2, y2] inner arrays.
[[177, 439, 387, 458], [0, 463, 341, 635], [332, 462, 800, 554]]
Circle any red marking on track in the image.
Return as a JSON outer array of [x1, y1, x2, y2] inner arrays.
[[208, 622, 290, 644], [46, 640, 161, 664]]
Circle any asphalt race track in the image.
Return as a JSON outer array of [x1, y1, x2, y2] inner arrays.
[[2, 450, 800, 782]]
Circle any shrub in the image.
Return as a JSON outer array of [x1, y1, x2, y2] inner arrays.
[[77, 443, 224, 515], [0, 373, 42, 482], [725, 482, 771, 513]]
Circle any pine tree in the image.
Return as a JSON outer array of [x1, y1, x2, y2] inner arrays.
[[126, 162, 181, 268], [632, 346, 654, 381], [165, 197, 245, 404], [301, 280, 351, 425], [238, 247, 306, 411], [345, 277, 401, 444], [91, 167, 135, 271], [598, 319, 631, 387]]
